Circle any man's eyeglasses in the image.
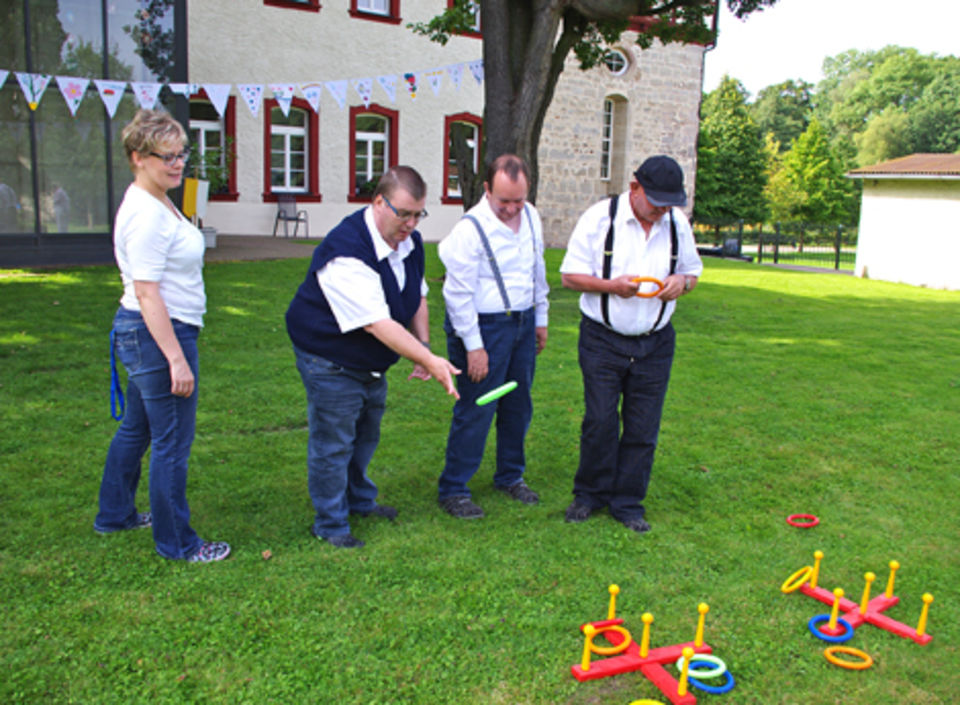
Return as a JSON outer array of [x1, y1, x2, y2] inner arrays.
[[382, 194, 428, 223], [148, 149, 191, 166]]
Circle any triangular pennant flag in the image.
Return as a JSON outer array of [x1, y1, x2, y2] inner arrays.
[[468, 59, 484, 85], [300, 83, 323, 113], [352, 78, 373, 109], [0, 71, 9, 90], [269, 83, 296, 116], [237, 84, 264, 117], [424, 68, 444, 97], [202, 83, 231, 117], [168, 82, 198, 97], [56, 75, 90, 116], [94, 79, 127, 118], [325, 80, 347, 110], [15, 72, 51, 111], [402, 72, 418, 101], [446, 63, 464, 91], [376, 75, 397, 103], [130, 81, 163, 110]]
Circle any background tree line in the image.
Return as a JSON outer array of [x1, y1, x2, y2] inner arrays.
[[694, 46, 960, 230]]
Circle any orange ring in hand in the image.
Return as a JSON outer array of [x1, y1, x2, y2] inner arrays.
[[631, 276, 665, 298]]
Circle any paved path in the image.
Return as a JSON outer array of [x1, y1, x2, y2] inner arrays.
[[203, 235, 319, 263]]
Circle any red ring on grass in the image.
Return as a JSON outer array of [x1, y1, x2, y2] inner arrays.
[[786, 513, 820, 528]]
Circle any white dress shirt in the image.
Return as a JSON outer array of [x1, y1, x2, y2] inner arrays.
[[560, 192, 703, 336], [317, 206, 428, 334], [438, 195, 550, 350]]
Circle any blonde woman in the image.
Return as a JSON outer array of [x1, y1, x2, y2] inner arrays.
[[95, 109, 229, 563]]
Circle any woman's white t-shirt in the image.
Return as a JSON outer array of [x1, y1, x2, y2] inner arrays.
[[114, 184, 206, 327]]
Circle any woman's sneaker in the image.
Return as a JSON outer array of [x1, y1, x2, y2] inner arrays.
[[187, 541, 231, 563], [94, 512, 152, 534]]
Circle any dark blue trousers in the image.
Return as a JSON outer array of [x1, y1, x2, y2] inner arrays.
[[573, 316, 675, 521], [438, 307, 537, 499]]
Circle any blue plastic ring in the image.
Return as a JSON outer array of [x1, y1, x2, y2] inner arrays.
[[689, 668, 735, 694], [807, 615, 854, 643]]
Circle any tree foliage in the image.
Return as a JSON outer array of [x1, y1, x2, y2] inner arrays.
[[749, 79, 812, 152], [779, 119, 856, 224], [412, 0, 779, 207], [694, 75, 768, 224]]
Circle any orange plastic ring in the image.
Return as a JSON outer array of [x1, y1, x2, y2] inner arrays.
[[631, 276, 665, 298], [780, 565, 813, 593], [586, 624, 632, 656], [824, 646, 873, 670]]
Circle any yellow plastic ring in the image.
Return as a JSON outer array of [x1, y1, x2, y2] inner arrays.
[[780, 565, 813, 593], [587, 624, 632, 656], [628, 701, 667, 705], [824, 646, 873, 670]]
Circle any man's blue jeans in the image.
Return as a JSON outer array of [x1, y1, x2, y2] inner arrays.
[[294, 345, 385, 538], [96, 307, 203, 560], [438, 307, 537, 499], [573, 317, 675, 521]]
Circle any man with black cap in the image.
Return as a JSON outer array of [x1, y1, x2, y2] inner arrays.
[[559, 155, 703, 534]]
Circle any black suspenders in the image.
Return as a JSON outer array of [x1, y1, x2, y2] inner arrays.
[[600, 195, 678, 334]]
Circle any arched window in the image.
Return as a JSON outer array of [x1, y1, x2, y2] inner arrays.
[[349, 104, 399, 201], [600, 95, 629, 192], [442, 113, 483, 203]]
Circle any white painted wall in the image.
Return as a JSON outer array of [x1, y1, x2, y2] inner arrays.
[[854, 179, 960, 290]]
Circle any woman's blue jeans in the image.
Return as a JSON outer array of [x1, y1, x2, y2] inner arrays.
[[293, 345, 386, 538], [95, 307, 202, 560]]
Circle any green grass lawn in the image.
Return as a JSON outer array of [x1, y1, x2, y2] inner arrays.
[[2, 251, 958, 704]]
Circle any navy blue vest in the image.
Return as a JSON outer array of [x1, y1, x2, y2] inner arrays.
[[285, 209, 425, 373]]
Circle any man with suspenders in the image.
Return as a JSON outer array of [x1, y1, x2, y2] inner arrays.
[[559, 155, 703, 534], [437, 154, 550, 519]]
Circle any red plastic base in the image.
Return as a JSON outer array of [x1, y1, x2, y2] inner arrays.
[[798, 584, 932, 645]]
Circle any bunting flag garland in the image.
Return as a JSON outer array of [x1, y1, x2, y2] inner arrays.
[[202, 83, 231, 117], [300, 82, 323, 113], [376, 74, 397, 103], [56, 75, 89, 116], [402, 72, 418, 101], [237, 84, 264, 117], [94, 79, 127, 118], [269, 83, 296, 116], [424, 68, 444, 97], [0, 70, 9, 90], [446, 63, 463, 91], [130, 81, 163, 110], [325, 80, 347, 110], [352, 78, 373, 109], [16, 72, 51, 110], [468, 59, 484, 86], [168, 82, 198, 97]]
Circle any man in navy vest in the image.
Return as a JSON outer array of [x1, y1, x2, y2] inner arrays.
[[286, 166, 460, 548], [436, 155, 549, 519], [559, 155, 702, 535]]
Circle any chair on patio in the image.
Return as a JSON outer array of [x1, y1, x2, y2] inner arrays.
[[272, 195, 308, 238]]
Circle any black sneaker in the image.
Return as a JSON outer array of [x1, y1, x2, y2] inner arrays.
[[186, 541, 231, 563], [352, 504, 398, 521], [622, 517, 651, 534], [94, 511, 152, 535], [497, 480, 539, 505], [564, 500, 594, 523], [325, 534, 365, 549], [439, 495, 485, 519]]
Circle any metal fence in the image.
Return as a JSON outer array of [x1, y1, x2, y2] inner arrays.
[[695, 220, 858, 271]]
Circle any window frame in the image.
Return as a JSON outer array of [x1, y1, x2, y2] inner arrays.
[[349, 0, 401, 24], [600, 98, 614, 182], [442, 112, 483, 204], [348, 103, 398, 203], [189, 92, 239, 202], [263, 0, 321, 12], [262, 97, 322, 203], [446, 0, 481, 38]]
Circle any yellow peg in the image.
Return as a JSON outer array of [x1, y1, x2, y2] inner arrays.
[[607, 584, 620, 621], [885, 560, 900, 598], [810, 550, 824, 589], [827, 587, 845, 632], [640, 612, 654, 658], [581, 624, 597, 672], [917, 593, 934, 636], [677, 646, 695, 697], [694, 603, 709, 647], [859, 572, 876, 614]]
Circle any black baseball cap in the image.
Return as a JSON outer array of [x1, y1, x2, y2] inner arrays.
[[633, 155, 687, 207]]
